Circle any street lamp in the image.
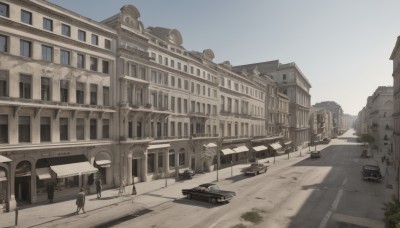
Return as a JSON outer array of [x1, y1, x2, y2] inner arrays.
[[216, 137, 223, 182]]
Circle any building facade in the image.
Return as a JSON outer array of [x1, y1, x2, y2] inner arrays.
[[0, 0, 117, 212], [313, 101, 343, 137]]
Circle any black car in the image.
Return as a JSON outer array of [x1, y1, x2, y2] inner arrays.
[[182, 183, 236, 204], [310, 150, 321, 158], [362, 165, 382, 182], [321, 138, 331, 144], [178, 170, 195, 180]]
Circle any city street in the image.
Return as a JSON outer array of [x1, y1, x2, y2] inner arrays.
[[0, 129, 389, 228]]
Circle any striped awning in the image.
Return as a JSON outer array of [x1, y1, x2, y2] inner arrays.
[[148, 144, 170, 150], [51, 162, 98, 178], [253, 145, 268, 152], [221, 148, 236, 155], [36, 167, 52, 180], [233, 146, 249, 153]]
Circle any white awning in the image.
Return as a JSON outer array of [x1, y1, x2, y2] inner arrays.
[[253, 145, 268, 152], [95, 160, 111, 168], [51, 162, 98, 178], [148, 144, 170, 150], [36, 167, 52, 180], [0, 155, 11, 163], [233, 146, 249, 153], [284, 141, 292, 145], [270, 143, 282, 150], [205, 143, 217, 148], [221, 148, 236, 155]]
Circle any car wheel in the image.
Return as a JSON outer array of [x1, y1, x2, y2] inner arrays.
[[210, 198, 217, 204], [187, 194, 191, 199]]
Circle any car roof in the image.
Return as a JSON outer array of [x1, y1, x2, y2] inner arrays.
[[199, 183, 216, 187]]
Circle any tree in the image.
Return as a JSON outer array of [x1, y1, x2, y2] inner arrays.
[[359, 134, 375, 144]]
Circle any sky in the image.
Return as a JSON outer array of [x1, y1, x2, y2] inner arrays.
[[49, 0, 399, 116]]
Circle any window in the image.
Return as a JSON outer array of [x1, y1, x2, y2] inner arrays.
[[184, 80, 188, 90], [76, 118, 85, 140], [177, 98, 182, 113], [41, 77, 51, 101], [0, 115, 8, 143], [40, 117, 51, 142], [21, 10, 32, 24], [178, 78, 181, 88], [171, 121, 175, 136], [103, 86, 109, 106], [102, 60, 109, 74], [90, 119, 97, 139], [179, 150, 185, 166], [19, 74, 31, 99], [18, 116, 30, 142], [196, 69, 200, 76], [183, 65, 187, 72], [137, 121, 142, 137], [220, 96, 225, 111], [171, 96, 175, 112], [184, 99, 188, 113], [20, 40, 31, 57], [102, 119, 109, 138], [164, 57, 168, 66], [90, 57, 98, 71], [90, 84, 97, 105], [0, 2, 9, 17], [190, 66, 194, 74], [0, 70, 8, 97], [147, 153, 155, 173], [171, 76, 175, 87], [169, 150, 175, 168], [61, 24, 71, 37], [171, 60, 175, 68], [43, 18, 53, 31], [196, 84, 200, 94], [41, 45, 53, 62], [76, 82, 85, 104], [0, 35, 7, 52], [177, 62, 181, 70], [60, 80, 69, 102], [59, 118, 68, 141], [105, 39, 111, 50], [91, 34, 98, 45], [283, 74, 286, 80], [77, 54, 85, 69], [78, 30, 86, 42], [60, 50, 70, 65], [128, 121, 133, 138]]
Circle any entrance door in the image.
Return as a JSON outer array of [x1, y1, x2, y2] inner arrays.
[[132, 159, 138, 179], [15, 176, 30, 203], [191, 158, 195, 170]]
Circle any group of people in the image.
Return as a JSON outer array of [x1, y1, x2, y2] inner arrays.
[[46, 178, 136, 215]]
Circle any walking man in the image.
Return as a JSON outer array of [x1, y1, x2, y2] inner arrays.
[[118, 179, 126, 197], [75, 188, 86, 214], [95, 179, 102, 198]]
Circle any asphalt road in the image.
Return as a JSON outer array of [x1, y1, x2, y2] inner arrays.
[[43, 129, 391, 228]]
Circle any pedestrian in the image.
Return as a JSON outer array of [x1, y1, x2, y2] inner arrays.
[[47, 182, 55, 203], [131, 182, 137, 195], [95, 179, 102, 198], [118, 179, 126, 197], [75, 188, 86, 214]]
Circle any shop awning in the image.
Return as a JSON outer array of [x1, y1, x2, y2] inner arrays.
[[221, 148, 236, 155], [51, 162, 98, 178], [253, 145, 268, 152], [204, 143, 217, 148], [284, 141, 292, 145], [95, 160, 111, 168], [0, 155, 11, 163], [269, 143, 282, 150], [233, 146, 249, 153], [148, 144, 170, 150], [36, 167, 52, 180], [0, 170, 6, 182]]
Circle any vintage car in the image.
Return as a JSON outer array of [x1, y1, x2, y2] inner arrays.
[[182, 183, 236, 204], [178, 170, 195, 180], [310, 150, 321, 158], [321, 138, 331, 144], [362, 165, 382, 182], [242, 163, 268, 176]]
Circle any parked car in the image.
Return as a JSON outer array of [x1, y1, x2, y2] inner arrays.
[[310, 150, 321, 158], [362, 165, 382, 182], [178, 170, 195, 180], [242, 163, 268, 176], [321, 138, 331, 144], [182, 183, 236, 204]]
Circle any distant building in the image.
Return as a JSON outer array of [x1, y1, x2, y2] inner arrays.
[[313, 101, 343, 137]]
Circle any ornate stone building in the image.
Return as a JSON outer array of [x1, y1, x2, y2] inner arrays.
[[314, 101, 343, 137]]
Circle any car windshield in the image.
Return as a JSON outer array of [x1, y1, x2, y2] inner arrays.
[[209, 185, 220, 192]]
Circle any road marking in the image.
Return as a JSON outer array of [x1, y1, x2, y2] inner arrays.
[[331, 189, 343, 211], [318, 210, 332, 228], [319, 177, 347, 228], [332, 213, 384, 228]]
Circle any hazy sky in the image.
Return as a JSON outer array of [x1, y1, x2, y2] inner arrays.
[[49, 0, 399, 115]]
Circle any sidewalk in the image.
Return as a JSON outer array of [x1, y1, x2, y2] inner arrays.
[[0, 148, 311, 228]]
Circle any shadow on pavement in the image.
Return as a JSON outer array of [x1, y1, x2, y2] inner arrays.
[[172, 198, 221, 208], [89, 195, 120, 201], [225, 173, 249, 183]]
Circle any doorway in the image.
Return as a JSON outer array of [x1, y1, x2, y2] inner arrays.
[[15, 161, 31, 204]]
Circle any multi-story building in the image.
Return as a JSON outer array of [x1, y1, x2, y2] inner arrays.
[[390, 35, 400, 199], [314, 101, 343, 137], [0, 0, 117, 212], [366, 87, 393, 154], [277, 90, 291, 151], [234, 60, 312, 151]]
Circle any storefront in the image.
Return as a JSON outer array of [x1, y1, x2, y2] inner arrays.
[[252, 145, 268, 161], [0, 155, 11, 213], [269, 142, 283, 155]]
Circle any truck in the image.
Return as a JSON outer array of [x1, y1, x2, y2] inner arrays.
[[242, 163, 268, 176]]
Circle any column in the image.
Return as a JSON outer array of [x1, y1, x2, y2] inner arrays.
[[127, 154, 132, 185], [120, 79, 128, 105], [142, 152, 148, 182], [164, 149, 169, 175]]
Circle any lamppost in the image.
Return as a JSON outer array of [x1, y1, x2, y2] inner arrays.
[[216, 137, 223, 182]]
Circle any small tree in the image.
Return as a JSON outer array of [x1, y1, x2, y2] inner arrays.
[[360, 134, 375, 144]]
